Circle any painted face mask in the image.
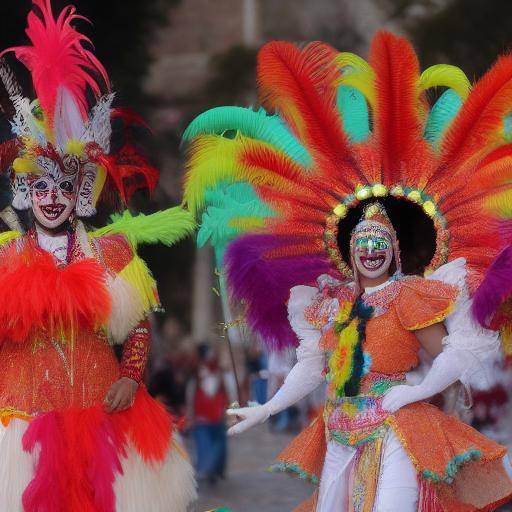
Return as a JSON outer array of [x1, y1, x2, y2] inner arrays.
[[30, 156, 78, 230], [352, 232, 393, 279], [349, 202, 401, 286]]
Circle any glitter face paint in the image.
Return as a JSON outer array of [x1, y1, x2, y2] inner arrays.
[[352, 232, 393, 279]]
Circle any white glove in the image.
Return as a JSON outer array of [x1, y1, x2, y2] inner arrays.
[[227, 403, 271, 435], [227, 285, 327, 435], [382, 347, 463, 413]]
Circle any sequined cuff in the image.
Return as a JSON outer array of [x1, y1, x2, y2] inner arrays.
[[120, 320, 150, 383]]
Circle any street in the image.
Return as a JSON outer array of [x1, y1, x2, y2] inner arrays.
[[191, 425, 312, 512]]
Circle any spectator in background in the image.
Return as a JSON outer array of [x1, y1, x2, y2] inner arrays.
[[187, 343, 230, 483]]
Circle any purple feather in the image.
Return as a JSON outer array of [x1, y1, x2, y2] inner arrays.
[[472, 245, 512, 328], [225, 234, 335, 350]]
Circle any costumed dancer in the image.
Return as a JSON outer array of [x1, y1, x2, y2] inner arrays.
[[0, 1, 197, 510], [182, 31, 512, 511]]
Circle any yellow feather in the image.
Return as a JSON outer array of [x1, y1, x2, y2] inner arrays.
[[119, 256, 160, 313], [328, 317, 359, 392], [228, 217, 266, 231], [334, 52, 376, 107], [0, 230, 21, 246], [12, 157, 41, 174], [485, 189, 512, 218], [92, 165, 107, 207], [419, 64, 471, 100], [65, 139, 86, 156]]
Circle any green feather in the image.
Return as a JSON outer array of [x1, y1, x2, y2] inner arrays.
[[90, 207, 196, 248], [425, 89, 462, 146], [337, 85, 370, 142], [183, 106, 311, 166]]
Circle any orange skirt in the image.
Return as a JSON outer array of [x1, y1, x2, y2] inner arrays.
[[274, 403, 512, 511]]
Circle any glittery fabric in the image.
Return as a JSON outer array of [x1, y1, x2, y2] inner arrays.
[[0, 329, 120, 414], [120, 319, 150, 383], [350, 435, 384, 512], [0, 232, 138, 416], [92, 233, 133, 274]]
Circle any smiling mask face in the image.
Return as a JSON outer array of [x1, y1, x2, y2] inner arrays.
[[352, 231, 393, 279], [30, 156, 78, 230]]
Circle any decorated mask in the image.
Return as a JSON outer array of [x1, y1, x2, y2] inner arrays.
[[30, 156, 78, 229], [350, 202, 401, 284]]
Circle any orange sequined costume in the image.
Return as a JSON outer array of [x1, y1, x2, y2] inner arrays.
[[0, 224, 197, 512], [275, 275, 512, 511]]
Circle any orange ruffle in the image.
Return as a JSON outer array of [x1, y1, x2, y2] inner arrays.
[[391, 402, 512, 511], [395, 277, 458, 330], [274, 413, 326, 484]]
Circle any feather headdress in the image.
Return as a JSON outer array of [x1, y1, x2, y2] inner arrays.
[[0, 0, 158, 215], [183, 32, 512, 349]]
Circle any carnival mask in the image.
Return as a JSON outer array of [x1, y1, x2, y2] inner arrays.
[[30, 156, 78, 229], [352, 231, 393, 279]]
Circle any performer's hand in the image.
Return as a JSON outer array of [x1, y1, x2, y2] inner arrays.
[[382, 384, 423, 413], [226, 404, 270, 435], [104, 377, 139, 414]]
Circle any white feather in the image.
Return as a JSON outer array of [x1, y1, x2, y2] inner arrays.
[[0, 419, 34, 512], [107, 274, 147, 344], [114, 437, 197, 512]]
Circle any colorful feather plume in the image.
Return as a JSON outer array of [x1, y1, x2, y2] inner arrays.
[[183, 31, 512, 348]]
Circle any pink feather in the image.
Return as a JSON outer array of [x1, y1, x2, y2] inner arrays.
[[1, 0, 109, 127]]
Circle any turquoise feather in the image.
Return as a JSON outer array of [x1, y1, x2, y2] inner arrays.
[[504, 113, 512, 142], [197, 182, 273, 264], [424, 89, 462, 146], [337, 85, 370, 142], [182, 106, 311, 167]]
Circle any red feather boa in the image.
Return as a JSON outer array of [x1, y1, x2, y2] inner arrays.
[[0, 241, 111, 345]]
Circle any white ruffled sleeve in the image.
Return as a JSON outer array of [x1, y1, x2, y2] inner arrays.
[[428, 257, 501, 388], [265, 285, 328, 415]]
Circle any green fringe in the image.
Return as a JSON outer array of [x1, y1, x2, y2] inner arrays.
[[422, 449, 482, 484], [269, 462, 319, 485]]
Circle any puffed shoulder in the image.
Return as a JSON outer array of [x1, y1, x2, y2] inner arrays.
[[395, 276, 458, 331], [288, 285, 319, 318], [91, 233, 135, 274]]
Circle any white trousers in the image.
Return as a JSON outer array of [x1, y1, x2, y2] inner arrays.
[[316, 431, 418, 512]]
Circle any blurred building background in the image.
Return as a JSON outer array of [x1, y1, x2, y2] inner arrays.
[[1, 1, 512, 510]]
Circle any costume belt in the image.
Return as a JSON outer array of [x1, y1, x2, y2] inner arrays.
[[324, 372, 405, 446]]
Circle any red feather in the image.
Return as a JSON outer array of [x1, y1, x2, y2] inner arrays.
[[257, 42, 357, 181], [369, 32, 431, 185], [2, 0, 109, 126], [440, 54, 512, 176]]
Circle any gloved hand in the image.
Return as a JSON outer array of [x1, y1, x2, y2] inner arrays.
[[226, 404, 271, 435], [382, 348, 462, 413]]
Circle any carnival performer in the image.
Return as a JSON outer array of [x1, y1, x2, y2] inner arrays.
[[182, 31, 512, 511], [0, 1, 197, 510]]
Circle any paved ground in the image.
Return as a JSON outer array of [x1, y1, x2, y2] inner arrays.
[[189, 425, 312, 512]]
